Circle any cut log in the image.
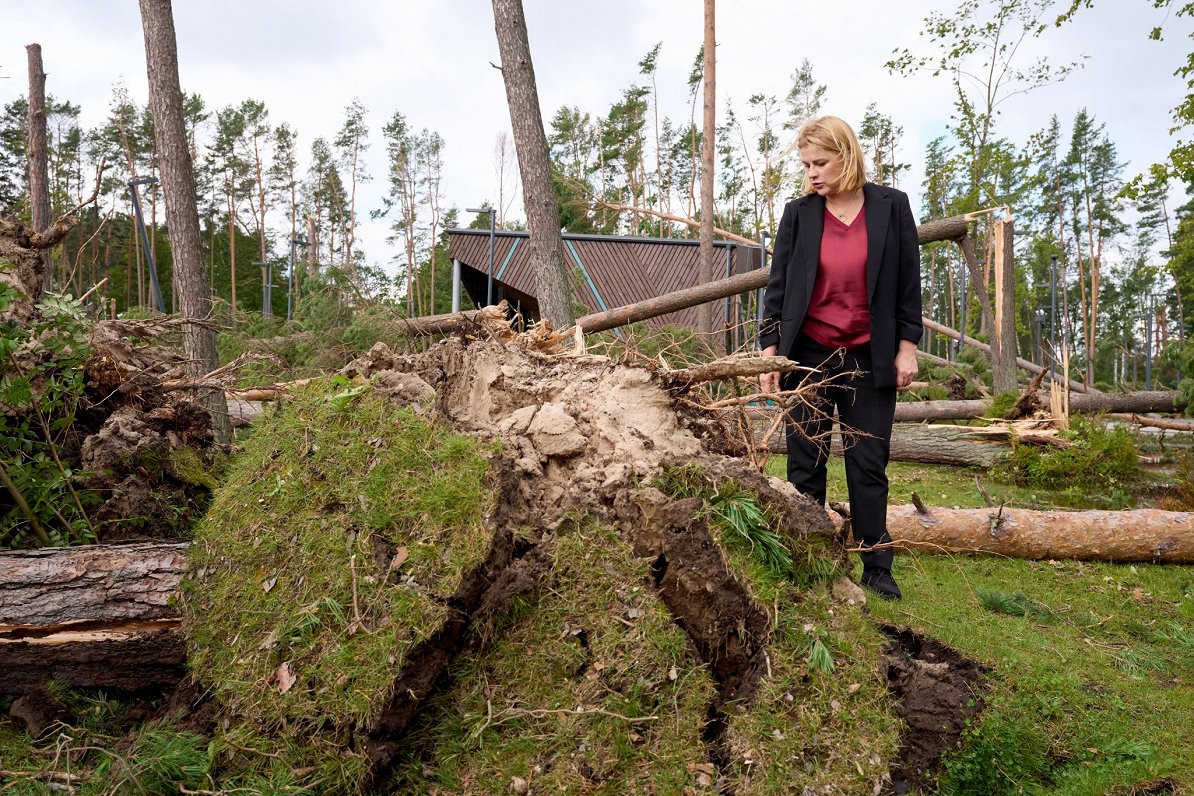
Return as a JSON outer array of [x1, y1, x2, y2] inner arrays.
[[859, 390, 1186, 423], [0, 542, 188, 695], [887, 505, 1194, 563], [757, 423, 1017, 468], [664, 354, 811, 387], [1112, 414, 1194, 432]]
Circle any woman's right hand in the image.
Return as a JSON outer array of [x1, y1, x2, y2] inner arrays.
[[759, 344, 779, 393]]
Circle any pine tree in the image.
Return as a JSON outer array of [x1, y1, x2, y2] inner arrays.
[[334, 98, 370, 270]]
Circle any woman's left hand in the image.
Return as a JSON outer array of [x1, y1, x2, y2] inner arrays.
[[895, 340, 919, 389]]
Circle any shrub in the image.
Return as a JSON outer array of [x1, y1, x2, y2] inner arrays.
[[0, 287, 95, 546], [1160, 448, 1194, 511], [1007, 415, 1140, 494]]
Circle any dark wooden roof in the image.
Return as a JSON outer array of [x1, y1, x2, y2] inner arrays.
[[447, 229, 765, 329]]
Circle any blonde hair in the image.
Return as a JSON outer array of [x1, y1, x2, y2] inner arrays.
[[796, 116, 867, 195]]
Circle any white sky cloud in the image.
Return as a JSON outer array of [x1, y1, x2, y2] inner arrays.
[[2, 1, 1189, 275]]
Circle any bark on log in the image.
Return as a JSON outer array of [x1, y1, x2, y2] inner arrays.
[[890, 391, 1188, 423], [887, 505, 1194, 563], [664, 355, 811, 387], [757, 422, 1014, 467], [1112, 413, 1194, 432], [0, 543, 188, 695], [27, 43, 52, 295]]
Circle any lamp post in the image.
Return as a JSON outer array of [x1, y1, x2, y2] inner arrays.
[[253, 261, 271, 320], [1146, 293, 1156, 390], [466, 207, 496, 306], [755, 230, 769, 337], [127, 176, 166, 313], [1034, 310, 1046, 365], [288, 235, 306, 321]]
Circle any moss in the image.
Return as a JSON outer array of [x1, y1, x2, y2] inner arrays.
[[182, 379, 496, 742], [985, 389, 1021, 419], [388, 516, 718, 793], [168, 445, 218, 489]]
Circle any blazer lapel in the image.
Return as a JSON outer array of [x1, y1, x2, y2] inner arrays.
[[863, 183, 890, 303], [797, 194, 824, 298]]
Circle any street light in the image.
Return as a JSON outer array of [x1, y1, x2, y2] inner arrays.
[[755, 230, 770, 335], [288, 235, 307, 321], [127, 176, 165, 313], [1146, 293, 1157, 390], [253, 261, 271, 320], [466, 207, 496, 306]]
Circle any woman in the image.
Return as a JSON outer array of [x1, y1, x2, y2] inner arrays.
[[758, 115, 921, 600]]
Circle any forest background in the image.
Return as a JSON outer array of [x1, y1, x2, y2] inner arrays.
[[2, 0, 1192, 390]]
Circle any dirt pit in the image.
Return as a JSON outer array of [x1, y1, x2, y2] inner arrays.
[[880, 625, 989, 794]]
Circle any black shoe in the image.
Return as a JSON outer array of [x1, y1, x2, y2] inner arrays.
[[861, 567, 902, 600]]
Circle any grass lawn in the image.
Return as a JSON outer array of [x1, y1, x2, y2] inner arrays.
[[766, 454, 1194, 795]]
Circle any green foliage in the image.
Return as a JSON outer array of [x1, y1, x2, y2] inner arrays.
[[805, 630, 836, 675], [938, 708, 1054, 795], [1174, 341, 1194, 416], [652, 464, 795, 579], [1008, 415, 1140, 495], [0, 286, 95, 546], [217, 286, 423, 383], [1161, 448, 1194, 511], [985, 389, 1021, 420], [707, 482, 793, 579], [976, 588, 1056, 622], [90, 728, 210, 794]]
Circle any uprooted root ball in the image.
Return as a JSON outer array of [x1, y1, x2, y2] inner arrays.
[[183, 333, 905, 793]]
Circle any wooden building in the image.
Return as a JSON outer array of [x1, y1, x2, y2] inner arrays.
[[447, 228, 766, 332]]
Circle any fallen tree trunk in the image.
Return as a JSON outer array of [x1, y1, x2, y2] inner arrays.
[[890, 391, 1188, 422], [0, 543, 188, 695], [921, 318, 1094, 394], [1112, 413, 1194, 432], [757, 423, 1019, 468], [404, 217, 973, 337], [887, 504, 1194, 563]]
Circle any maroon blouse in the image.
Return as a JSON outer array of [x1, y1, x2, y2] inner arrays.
[[801, 205, 870, 350]]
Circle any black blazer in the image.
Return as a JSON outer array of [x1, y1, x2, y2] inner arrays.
[[759, 182, 923, 388]]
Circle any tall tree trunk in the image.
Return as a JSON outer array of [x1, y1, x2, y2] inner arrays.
[[491, 0, 574, 328], [698, 0, 717, 347], [992, 216, 1018, 393], [138, 0, 231, 445], [228, 191, 237, 316], [306, 213, 318, 281], [26, 43, 52, 296]]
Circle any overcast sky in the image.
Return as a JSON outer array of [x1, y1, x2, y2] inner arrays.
[[2, 1, 1190, 274]]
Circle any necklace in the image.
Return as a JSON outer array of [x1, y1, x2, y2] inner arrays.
[[826, 192, 861, 221]]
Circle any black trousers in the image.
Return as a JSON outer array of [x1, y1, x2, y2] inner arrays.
[[782, 334, 896, 571]]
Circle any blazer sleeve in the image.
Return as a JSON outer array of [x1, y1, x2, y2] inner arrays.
[[895, 192, 923, 345], [760, 200, 797, 350]]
